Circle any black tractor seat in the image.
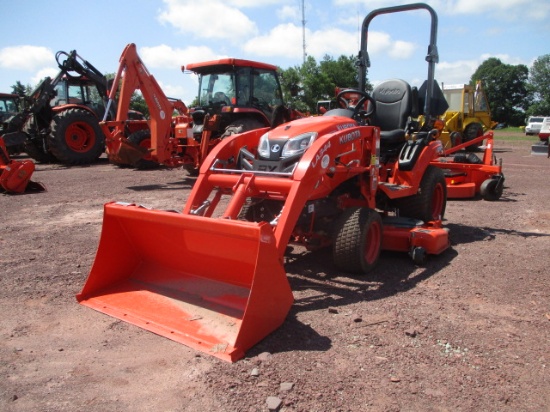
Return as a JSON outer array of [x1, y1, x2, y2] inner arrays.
[[370, 78, 418, 151]]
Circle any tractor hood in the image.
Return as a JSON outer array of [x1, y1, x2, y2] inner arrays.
[[237, 114, 360, 174], [257, 115, 357, 161]]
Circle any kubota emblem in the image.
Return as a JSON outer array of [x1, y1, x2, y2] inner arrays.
[[271, 144, 280, 153]]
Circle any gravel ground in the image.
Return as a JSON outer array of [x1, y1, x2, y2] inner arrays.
[[1, 130, 549, 411]]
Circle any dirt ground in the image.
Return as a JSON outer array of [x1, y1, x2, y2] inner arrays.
[[1, 131, 549, 412]]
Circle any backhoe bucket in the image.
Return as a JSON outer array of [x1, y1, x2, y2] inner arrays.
[[77, 202, 294, 362]]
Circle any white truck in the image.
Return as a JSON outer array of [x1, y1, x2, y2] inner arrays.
[[525, 116, 545, 135]]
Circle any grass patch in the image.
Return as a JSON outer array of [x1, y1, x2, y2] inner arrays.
[[493, 128, 536, 141]]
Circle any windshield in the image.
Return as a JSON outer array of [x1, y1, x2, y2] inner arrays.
[[52, 79, 105, 107], [198, 73, 235, 106], [0, 97, 18, 113], [473, 90, 489, 111], [528, 117, 544, 123], [443, 89, 462, 111]]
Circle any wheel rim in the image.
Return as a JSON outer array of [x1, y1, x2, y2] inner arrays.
[[138, 137, 153, 161], [364, 220, 382, 264], [431, 182, 445, 220], [65, 121, 96, 153]]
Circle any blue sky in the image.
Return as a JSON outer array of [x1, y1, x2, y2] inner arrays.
[[1, 0, 548, 105]]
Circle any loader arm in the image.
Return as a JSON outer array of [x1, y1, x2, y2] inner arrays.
[[57, 50, 109, 97], [183, 121, 379, 259], [103, 43, 188, 165], [78, 120, 379, 361]]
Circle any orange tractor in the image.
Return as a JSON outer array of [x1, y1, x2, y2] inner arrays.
[[103, 44, 303, 172], [78, 3, 451, 361]]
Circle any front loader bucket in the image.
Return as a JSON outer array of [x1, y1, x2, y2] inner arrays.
[[77, 202, 294, 362]]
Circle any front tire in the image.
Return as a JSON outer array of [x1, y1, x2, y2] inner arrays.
[[480, 177, 504, 201], [332, 207, 383, 274], [23, 120, 55, 163], [49, 108, 105, 165]]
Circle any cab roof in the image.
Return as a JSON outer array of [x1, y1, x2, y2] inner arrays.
[[0, 93, 19, 98], [185, 58, 278, 74]]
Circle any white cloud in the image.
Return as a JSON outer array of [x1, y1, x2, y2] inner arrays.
[[243, 24, 359, 60], [243, 23, 303, 58], [277, 5, 300, 21], [479, 53, 527, 66], [0, 45, 54, 71], [435, 53, 529, 85], [157, 0, 258, 41], [242, 22, 419, 65], [388, 40, 417, 60], [307, 28, 359, 58], [436, 59, 480, 85], [139, 44, 223, 69], [334, 0, 550, 21], [444, 0, 544, 17], [227, 0, 283, 6], [156, 80, 189, 100], [31, 67, 60, 86], [365, 32, 392, 54]]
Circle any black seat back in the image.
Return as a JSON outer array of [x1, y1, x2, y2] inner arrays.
[[371, 79, 413, 148]]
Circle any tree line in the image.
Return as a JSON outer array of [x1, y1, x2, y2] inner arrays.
[[279, 53, 550, 126], [10, 54, 549, 126]]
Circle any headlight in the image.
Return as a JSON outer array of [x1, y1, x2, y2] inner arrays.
[[281, 132, 317, 158], [258, 132, 270, 158]]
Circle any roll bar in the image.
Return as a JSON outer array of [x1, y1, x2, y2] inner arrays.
[[357, 3, 439, 118]]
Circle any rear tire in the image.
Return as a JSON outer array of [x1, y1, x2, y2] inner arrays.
[[332, 207, 383, 274], [393, 165, 447, 222], [49, 108, 105, 165], [463, 122, 483, 152], [127, 129, 159, 170]]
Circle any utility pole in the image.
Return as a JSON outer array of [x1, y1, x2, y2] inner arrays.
[[302, 0, 307, 63]]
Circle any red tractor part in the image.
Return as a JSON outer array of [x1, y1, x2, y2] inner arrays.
[[103, 44, 303, 172], [78, 113, 449, 361], [0, 137, 46, 194], [431, 131, 505, 200], [77, 201, 292, 362]]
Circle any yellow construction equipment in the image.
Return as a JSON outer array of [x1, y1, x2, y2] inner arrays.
[[437, 81, 496, 150]]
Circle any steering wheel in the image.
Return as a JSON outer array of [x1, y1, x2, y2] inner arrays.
[[336, 89, 376, 123]]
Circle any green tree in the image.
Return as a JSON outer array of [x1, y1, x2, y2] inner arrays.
[[470, 58, 529, 126], [11, 81, 32, 96], [319, 54, 360, 92], [526, 54, 550, 117], [130, 92, 149, 118], [280, 54, 370, 113], [279, 66, 307, 112]]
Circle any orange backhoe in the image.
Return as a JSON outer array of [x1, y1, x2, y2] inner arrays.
[[78, 3, 451, 361], [103, 44, 303, 172]]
